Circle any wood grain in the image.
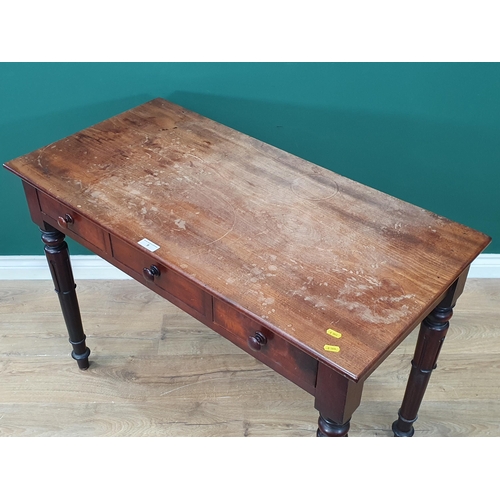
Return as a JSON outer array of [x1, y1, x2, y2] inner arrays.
[[4, 98, 491, 381], [0, 279, 498, 437]]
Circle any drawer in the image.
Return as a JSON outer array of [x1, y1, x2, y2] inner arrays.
[[110, 235, 210, 318], [213, 298, 318, 394], [38, 190, 107, 252]]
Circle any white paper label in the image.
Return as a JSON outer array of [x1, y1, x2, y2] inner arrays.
[[138, 238, 160, 252]]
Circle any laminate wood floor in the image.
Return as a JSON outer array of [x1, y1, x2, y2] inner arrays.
[[0, 278, 498, 437]]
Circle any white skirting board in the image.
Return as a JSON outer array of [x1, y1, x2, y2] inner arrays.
[[0, 256, 131, 280], [0, 254, 499, 280]]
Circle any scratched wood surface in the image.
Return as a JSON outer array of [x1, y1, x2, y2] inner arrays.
[[0, 279, 498, 437], [4, 98, 491, 380]]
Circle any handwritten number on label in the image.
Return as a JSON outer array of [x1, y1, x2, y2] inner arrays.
[[324, 345, 340, 353], [326, 328, 342, 338]]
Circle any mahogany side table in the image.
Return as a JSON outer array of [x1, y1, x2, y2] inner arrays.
[[3, 98, 491, 436]]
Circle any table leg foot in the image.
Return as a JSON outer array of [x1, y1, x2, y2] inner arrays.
[[392, 410, 417, 437], [317, 415, 350, 437], [41, 225, 91, 370], [71, 344, 91, 370]]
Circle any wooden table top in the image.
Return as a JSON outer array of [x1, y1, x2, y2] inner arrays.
[[4, 98, 491, 381]]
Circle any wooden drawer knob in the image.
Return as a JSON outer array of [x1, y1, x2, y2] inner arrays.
[[143, 265, 161, 282], [248, 331, 267, 351], [57, 214, 74, 229]]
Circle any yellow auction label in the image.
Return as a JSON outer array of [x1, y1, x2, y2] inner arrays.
[[324, 345, 340, 353], [326, 328, 342, 339]]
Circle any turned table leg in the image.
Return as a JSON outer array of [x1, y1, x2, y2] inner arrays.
[[392, 272, 468, 437], [41, 224, 91, 370]]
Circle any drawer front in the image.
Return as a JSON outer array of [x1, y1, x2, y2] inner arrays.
[[38, 191, 107, 252], [213, 298, 318, 394], [111, 235, 210, 318]]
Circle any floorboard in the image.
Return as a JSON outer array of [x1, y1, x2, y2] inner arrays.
[[0, 279, 498, 437]]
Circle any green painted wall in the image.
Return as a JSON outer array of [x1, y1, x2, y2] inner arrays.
[[1, 63, 498, 255]]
